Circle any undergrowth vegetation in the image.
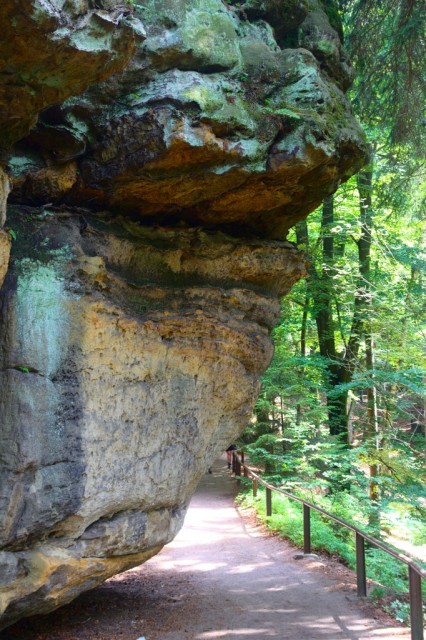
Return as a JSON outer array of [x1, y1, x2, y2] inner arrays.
[[235, 0, 426, 615]]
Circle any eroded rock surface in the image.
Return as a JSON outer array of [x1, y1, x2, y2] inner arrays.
[[0, 0, 144, 295], [0, 208, 304, 627], [8, 0, 367, 239], [0, 0, 368, 628], [0, 169, 11, 288], [0, 0, 144, 155]]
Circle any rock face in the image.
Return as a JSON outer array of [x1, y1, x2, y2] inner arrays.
[[0, 0, 368, 629], [0, 209, 304, 627], [0, 0, 144, 291], [8, 0, 367, 239], [0, 0, 144, 155], [0, 169, 11, 289]]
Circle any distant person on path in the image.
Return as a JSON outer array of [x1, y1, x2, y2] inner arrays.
[[226, 444, 237, 469]]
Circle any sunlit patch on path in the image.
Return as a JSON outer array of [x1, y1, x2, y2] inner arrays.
[[0, 459, 410, 640]]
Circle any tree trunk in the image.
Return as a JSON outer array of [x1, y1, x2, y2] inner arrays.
[[356, 167, 381, 527], [296, 287, 310, 425], [366, 331, 380, 528], [296, 199, 349, 439]]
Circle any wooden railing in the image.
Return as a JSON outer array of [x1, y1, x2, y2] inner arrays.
[[232, 452, 426, 640]]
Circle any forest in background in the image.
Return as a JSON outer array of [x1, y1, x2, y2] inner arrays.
[[239, 0, 426, 625]]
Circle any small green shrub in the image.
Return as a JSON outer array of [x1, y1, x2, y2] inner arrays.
[[366, 549, 408, 594], [384, 599, 411, 624]]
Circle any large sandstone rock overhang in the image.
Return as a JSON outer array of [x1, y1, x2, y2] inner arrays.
[[0, 0, 369, 629]]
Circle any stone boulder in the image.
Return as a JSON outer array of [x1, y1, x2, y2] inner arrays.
[[0, 0, 368, 628], [0, 0, 144, 155], [0, 0, 144, 294], [0, 208, 305, 627], [8, 0, 368, 238]]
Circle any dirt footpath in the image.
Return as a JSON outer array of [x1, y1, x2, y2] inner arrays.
[[1, 459, 411, 640]]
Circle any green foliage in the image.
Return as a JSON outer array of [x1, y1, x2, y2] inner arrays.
[[242, 181, 425, 612], [244, 434, 284, 478], [240, 0, 425, 625], [340, 0, 426, 154], [366, 549, 408, 594], [383, 599, 411, 625], [384, 599, 426, 626]]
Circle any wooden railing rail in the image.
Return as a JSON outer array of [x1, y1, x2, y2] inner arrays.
[[233, 451, 425, 640]]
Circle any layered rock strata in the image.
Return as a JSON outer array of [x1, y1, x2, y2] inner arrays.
[[8, 0, 367, 238], [0, 209, 305, 627], [0, 0, 145, 287], [0, 0, 368, 628]]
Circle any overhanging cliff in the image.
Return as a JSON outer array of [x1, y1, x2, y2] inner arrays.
[[0, 0, 368, 628]]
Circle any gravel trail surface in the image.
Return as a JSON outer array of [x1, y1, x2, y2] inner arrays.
[[1, 459, 411, 640]]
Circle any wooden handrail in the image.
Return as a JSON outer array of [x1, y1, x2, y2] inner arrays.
[[232, 452, 425, 640]]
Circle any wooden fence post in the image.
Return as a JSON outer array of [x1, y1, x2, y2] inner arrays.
[[303, 504, 311, 554], [409, 566, 424, 640], [356, 533, 367, 597], [266, 487, 272, 517], [253, 478, 258, 497]]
